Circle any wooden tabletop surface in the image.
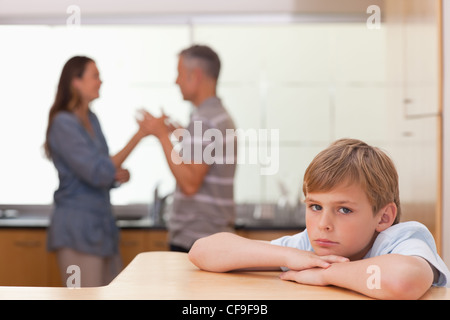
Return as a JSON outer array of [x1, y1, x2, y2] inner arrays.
[[0, 251, 448, 300]]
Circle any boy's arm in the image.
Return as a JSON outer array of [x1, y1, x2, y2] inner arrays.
[[188, 232, 348, 273], [280, 254, 434, 300]]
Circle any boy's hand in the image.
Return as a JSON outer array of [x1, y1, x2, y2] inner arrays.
[[285, 250, 349, 271], [280, 254, 435, 300], [280, 268, 330, 286]]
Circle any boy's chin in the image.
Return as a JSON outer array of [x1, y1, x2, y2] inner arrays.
[[313, 246, 340, 257]]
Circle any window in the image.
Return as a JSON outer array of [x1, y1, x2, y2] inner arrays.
[[0, 19, 439, 216]]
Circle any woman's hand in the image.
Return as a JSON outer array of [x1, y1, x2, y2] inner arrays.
[[136, 109, 169, 139], [115, 168, 130, 184]]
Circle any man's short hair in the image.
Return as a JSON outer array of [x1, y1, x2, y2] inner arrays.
[[179, 45, 221, 80], [303, 138, 401, 224]]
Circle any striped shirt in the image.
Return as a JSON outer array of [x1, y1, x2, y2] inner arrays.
[[168, 97, 237, 249]]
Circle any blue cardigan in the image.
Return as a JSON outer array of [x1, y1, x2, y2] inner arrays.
[[47, 111, 119, 257]]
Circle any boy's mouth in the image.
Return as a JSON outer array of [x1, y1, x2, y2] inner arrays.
[[314, 239, 339, 247]]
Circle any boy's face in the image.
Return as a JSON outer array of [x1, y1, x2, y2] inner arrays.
[[305, 182, 383, 261]]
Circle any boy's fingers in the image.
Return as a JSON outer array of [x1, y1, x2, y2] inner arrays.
[[279, 270, 295, 281], [308, 257, 331, 269], [320, 255, 349, 264]]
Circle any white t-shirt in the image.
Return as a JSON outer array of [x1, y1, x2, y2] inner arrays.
[[271, 221, 449, 287]]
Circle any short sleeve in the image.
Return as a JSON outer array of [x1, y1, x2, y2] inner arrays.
[[271, 229, 312, 251], [391, 237, 449, 287], [368, 222, 450, 287], [270, 230, 312, 271]]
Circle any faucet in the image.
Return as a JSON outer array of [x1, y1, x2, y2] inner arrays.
[[150, 182, 171, 225], [277, 179, 290, 209]]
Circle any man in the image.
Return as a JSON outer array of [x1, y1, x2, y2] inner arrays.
[[141, 45, 237, 252]]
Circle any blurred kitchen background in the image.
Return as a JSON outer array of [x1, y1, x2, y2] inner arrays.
[[0, 1, 444, 253]]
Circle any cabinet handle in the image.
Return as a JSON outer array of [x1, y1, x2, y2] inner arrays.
[[153, 241, 168, 247], [404, 98, 412, 104], [121, 240, 139, 246], [14, 240, 41, 248]]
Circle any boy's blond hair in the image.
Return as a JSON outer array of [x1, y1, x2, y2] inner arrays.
[[303, 139, 401, 224]]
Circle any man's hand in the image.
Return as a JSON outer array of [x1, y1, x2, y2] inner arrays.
[[137, 109, 169, 139]]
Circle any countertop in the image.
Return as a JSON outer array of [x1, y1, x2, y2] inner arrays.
[[0, 252, 448, 300], [0, 204, 306, 230]]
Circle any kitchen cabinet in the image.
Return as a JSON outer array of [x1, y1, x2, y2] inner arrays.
[[236, 229, 301, 241], [0, 227, 300, 287], [384, 0, 441, 247], [0, 228, 170, 287], [119, 229, 149, 268], [0, 229, 54, 286], [119, 229, 169, 267]]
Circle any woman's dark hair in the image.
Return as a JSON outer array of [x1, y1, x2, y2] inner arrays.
[[44, 56, 94, 159]]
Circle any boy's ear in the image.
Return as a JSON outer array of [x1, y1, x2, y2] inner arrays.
[[375, 202, 397, 232]]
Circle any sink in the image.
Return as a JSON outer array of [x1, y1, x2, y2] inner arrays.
[[0, 210, 50, 220], [235, 203, 306, 229], [0, 209, 19, 219]]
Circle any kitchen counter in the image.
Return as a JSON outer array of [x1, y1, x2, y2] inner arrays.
[[0, 251, 448, 300], [0, 204, 305, 230], [0, 216, 304, 230]]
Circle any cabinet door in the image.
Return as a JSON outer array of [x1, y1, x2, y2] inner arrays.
[[146, 230, 169, 251], [236, 229, 302, 241], [0, 229, 49, 286], [119, 230, 169, 267], [47, 251, 62, 287], [119, 229, 148, 267]]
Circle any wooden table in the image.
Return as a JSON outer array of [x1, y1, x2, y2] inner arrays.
[[0, 251, 448, 300]]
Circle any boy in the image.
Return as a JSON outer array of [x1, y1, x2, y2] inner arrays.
[[189, 139, 450, 299]]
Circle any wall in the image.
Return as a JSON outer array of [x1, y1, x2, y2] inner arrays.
[[0, 0, 383, 18], [0, 22, 392, 205], [442, 0, 450, 267], [0, 0, 444, 257]]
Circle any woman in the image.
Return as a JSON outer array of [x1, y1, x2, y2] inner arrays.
[[44, 56, 148, 287]]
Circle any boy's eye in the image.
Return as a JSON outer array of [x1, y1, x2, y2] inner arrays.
[[338, 207, 352, 214], [310, 204, 322, 212]]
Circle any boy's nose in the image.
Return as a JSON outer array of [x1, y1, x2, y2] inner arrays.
[[318, 210, 333, 231]]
